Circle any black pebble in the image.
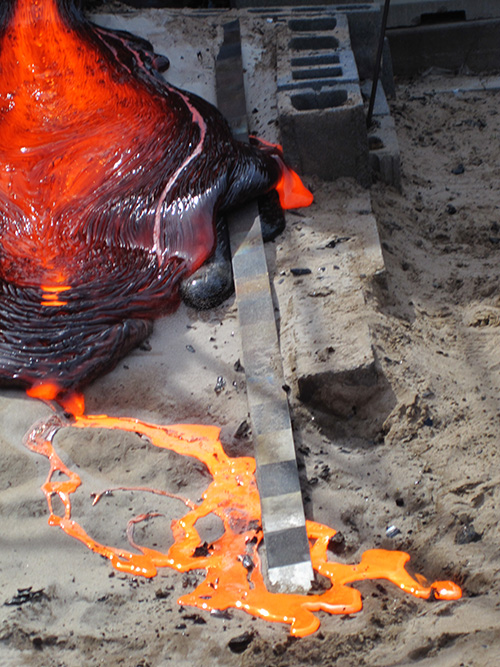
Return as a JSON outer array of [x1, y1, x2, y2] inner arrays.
[[455, 523, 482, 545], [214, 376, 226, 393], [451, 164, 465, 175]]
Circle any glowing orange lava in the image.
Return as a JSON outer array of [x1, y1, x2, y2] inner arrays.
[[251, 136, 314, 210], [23, 394, 461, 637]]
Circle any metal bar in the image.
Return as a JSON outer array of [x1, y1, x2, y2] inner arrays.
[[367, 0, 392, 127], [215, 19, 313, 593]]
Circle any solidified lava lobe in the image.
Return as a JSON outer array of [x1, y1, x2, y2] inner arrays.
[[0, 0, 312, 393]]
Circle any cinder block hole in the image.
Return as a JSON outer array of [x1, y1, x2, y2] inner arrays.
[[420, 10, 466, 25], [292, 66, 342, 80], [291, 4, 371, 11], [289, 35, 339, 51], [248, 6, 284, 12], [291, 54, 340, 67], [290, 2, 373, 9], [288, 17, 337, 32], [291, 89, 348, 111]]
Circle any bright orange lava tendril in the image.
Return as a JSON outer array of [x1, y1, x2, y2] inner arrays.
[[275, 167, 314, 210], [23, 394, 461, 637], [250, 135, 313, 210]]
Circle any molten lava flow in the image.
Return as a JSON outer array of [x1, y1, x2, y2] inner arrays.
[[251, 136, 314, 210], [24, 394, 461, 638], [0, 0, 313, 392]]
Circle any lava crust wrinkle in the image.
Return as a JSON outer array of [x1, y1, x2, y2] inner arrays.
[[0, 0, 311, 393]]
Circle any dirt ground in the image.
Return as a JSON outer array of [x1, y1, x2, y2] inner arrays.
[[1, 14, 500, 665]]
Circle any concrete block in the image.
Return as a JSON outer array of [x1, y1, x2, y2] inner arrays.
[[276, 14, 370, 185], [278, 82, 370, 185], [274, 189, 385, 418], [242, 4, 381, 79], [274, 4, 382, 80], [277, 16, 360, 91], [388, 18, 500, 75]]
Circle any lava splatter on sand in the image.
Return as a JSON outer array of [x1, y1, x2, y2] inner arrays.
[[23, 393, 461, 637]]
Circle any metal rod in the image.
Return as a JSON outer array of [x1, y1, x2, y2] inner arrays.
[[215, 20, 314, 593], [367, 0, 392, 127]]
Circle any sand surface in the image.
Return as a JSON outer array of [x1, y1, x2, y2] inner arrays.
[[1, 7, 500, 665]]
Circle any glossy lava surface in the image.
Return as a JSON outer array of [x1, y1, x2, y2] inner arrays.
[[0, 0, 311, 392]]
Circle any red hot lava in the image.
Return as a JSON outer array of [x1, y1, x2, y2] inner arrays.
[[0, 0, 311, 394]]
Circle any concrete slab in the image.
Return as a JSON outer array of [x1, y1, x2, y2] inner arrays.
[[368, 114, 401, 189], [362, 80, 401, 189], [274, 185, 385, 418], [229, 204, 314, 592]]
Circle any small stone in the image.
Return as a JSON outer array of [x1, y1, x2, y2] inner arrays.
[[185, 344, 195, 353], [325, 236, 350, 249], [182, 613, 207, 625], [240, 554, 254, 572], [455, 523, 482, 545], [234, 420, 250, 439], [290, 267, 312, 276], [233, 358, 245, 373], [155, 587, 173, 599], [193, 542, 211, 558], [451, 163, 465, 175], [214, 376, 226, 393], [446, 204, 457, 215], [386, 525, 400, 538], [211, 609, 232, 619], [4, 587, 46, 606]]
